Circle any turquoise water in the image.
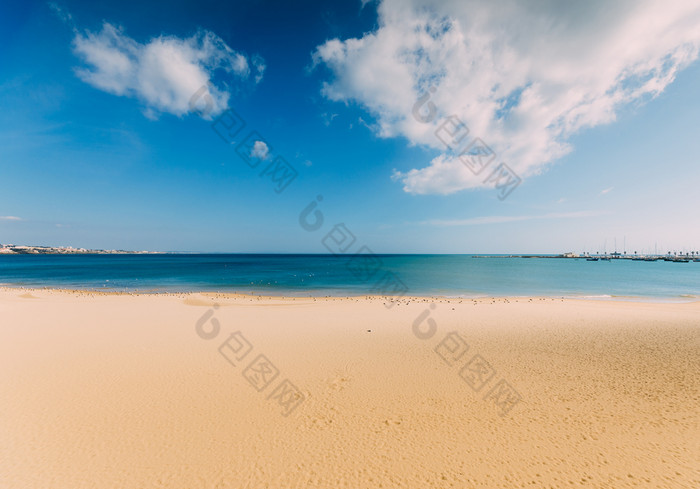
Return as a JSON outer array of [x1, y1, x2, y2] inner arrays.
[[0, 254, 698, 300]]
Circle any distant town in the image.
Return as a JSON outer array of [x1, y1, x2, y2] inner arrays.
[[0, 244, 157, 255], [477, 251, 700, 263], [562, 251, 699, 262]]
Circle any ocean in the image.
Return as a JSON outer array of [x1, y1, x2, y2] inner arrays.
[[0, 254, 698, 300]]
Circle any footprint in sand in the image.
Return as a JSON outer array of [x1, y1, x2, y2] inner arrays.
[[326, 364, 354, 392], [328, 374, 351, 391]]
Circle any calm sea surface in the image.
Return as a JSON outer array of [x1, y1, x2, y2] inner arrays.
[[1, 254, 699, 300]]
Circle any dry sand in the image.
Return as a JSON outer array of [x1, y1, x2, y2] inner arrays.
[[0, 288, 698, 488]]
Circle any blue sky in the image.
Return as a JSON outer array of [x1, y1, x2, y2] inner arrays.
[[1, 0, 699, 253]]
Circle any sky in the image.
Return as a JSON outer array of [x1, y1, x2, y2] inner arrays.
[[1, 0, 699, 254]]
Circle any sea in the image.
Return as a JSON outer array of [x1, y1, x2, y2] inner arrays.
[[0, 254, 699, 301], [0, 253, 700, 301]]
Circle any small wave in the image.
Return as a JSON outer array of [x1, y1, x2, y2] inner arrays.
[[569, 294, 613, 299]]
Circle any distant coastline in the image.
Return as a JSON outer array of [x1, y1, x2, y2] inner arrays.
[[2, 244, 697, 261], [0, 244, 159, 255]]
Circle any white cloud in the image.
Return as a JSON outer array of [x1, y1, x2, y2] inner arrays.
[[600, 187, 614, 195], [251, 55, 266, 84], [321, 112, 339, 126], [48, 2, 76, 31], [313, 0, 700, 194], [251, 140, 269, 160], [0, 216, 22, 221], [360, 0, 376, 10], [72, 22, 264, 118]]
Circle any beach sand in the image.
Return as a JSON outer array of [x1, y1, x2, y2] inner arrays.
[[0, 288, 698, 488]]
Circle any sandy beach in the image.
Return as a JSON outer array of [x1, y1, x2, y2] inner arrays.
[[0, 288, 698, 488]]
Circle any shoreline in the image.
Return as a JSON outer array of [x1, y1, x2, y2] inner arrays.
[[1, 285, 698, 304]]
